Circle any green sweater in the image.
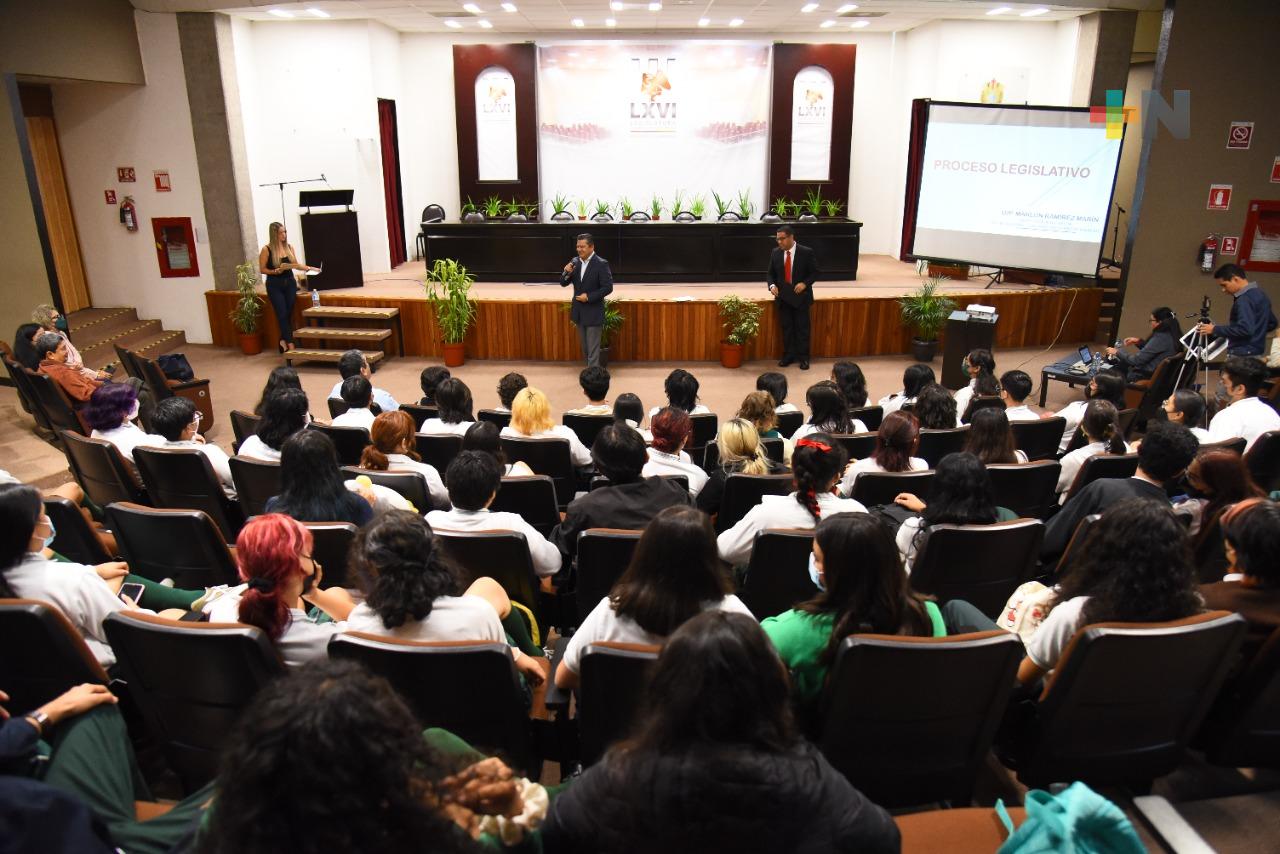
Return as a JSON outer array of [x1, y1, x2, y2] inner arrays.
[[762, 602, 946, 710]]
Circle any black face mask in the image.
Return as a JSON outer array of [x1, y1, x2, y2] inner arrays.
[[301, 572, 315, 595]]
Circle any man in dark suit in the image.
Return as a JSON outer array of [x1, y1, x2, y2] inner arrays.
[[767, 225, 818, 370], [561, 233, 614, 368]]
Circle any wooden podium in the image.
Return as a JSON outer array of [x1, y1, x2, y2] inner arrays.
[[942, 310, 997, 390], [299, 189, 363, 290]]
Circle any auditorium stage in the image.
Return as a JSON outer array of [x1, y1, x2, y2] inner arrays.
[[205, 254, 1103, 362]]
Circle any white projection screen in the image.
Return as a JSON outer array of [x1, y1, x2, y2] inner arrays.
[[910, 103, 1125, 276], [537, 43, 771, 216]]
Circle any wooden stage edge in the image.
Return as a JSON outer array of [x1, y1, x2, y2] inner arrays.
[[205, 284, 1102, 363]]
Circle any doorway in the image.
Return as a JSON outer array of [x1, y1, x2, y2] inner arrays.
[[377, 98, 408, 269]]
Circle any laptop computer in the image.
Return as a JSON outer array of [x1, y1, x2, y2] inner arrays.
[[1066, 345, 1093, 373]]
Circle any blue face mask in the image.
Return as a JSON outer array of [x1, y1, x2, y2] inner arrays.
[[41, 518, 56, 550], [808, 553, 824, 591], [54, 316, 69, 332]]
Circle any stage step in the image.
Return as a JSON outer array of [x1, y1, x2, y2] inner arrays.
[[293, 327, 392, 346], [303, 306, 400, 321], [284, 349, 385, 369], [68, 307, 187, 370], [302, 304, 403, 357]]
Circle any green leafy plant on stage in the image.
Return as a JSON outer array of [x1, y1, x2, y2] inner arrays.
[[594, 199, 612, 218], [735, 189, 755, 221], [803, 186, 824, 216], [773, 196, 790, 217], [690, 195, 706, 219], [483, 195, 505, 219], [898, 277, 956, 344], [423, 258, 478, 344], [649, 194, 663, 220], [822, 198, 844, 219], [229, 260, 264, 334], [619, 197, 635, 219], [559, 298, 625, 348], [671, 188, 685, 216], [718, 294, 763, 346], [711, 190, 730, 219], [550, 193, 571, 217], [461, 196, 477, 216], [505, 198, 528, 219], [575, 198, 588, 218]]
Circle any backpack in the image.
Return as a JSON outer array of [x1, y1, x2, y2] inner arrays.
[[998, 581, 1057, 642]]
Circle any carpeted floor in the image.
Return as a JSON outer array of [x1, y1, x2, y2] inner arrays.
[[3, 341, 1093, 488]]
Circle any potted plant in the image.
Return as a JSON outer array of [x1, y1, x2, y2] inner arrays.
[[735, 189, 755, 222], [619, 197, 635, 221], [575, 198, 588, 221], [689, 195, 706, 221], [593, 199, 612, 221], [229, 260, 265, 355], [462, 196, 484, 223], [711, 190, 731, 221], [800, 186, 823, 222], [822, 198, 844, 219], [482, 195, 504, 221], [671, 188, 685, 219], [423, 258, 478, 367], [560, 298, 625, 367], [648, 194, 663, 221], [762, 196, 788, 224], [897, 277, 956, 362], [506, 199, 530, 223], [717, 294, 763, 368]]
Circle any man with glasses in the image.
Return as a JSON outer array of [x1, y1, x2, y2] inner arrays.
[[150, 396, 235, 498], [766, 225, 819, 370]]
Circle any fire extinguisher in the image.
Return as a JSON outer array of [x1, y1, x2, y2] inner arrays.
[[1198, 234, 1218, 273], [120, 196, 138, 232]]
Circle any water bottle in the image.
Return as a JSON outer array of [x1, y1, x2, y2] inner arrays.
[[310, 289, 320, 308]]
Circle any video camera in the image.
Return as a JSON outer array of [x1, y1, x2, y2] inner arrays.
[[1184, 296, 1212, 324]]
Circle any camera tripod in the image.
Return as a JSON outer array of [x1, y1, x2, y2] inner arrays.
[[1176, 321, 1228, 429]]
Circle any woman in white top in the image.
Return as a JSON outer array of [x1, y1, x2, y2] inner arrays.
[[237, 387, 310, 463], [418, 377, 476, 436], [893, 452, 1017, 573], [1053, 371, 1127, 453], [1017, 501, 1201, 685], [878, 364, 935, 417], [557, 506, 754, 691], [502, 386, 592, 468], [83, 383, 163, 463], [961, 407, 1028, 465], [791, 382, 866, 442], [953, 349, 997, 421], [357, 410, 449, 509], [1163, 390, 1213, 443], [0, 483, 200, 667], [425, 450, 563, 579], [1055, 400, 1131, 501], [211, 513, 355, 667], [642, 407, 710, 497], [718, 433, 867, 566], [647, 368, 711, 420], [343, 510, 547, 685], [839, 410, 928, 496]]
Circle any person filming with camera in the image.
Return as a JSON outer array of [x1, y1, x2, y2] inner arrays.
[[1196, 264, 1277, 358]]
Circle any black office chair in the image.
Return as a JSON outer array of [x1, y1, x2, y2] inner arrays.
[[133, 446, 243, 542], [229, 456, 282, 518], [105, 502, 240, 588], [61, 431, 148, 510], [0, 599, 111, 715], [308, 423, 370, 467]]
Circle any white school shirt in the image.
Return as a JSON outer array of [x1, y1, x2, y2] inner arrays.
[[420, 418, 474, 437], [344, 596, 505, 643], [329, 380, 399, 413], [717, 492, 868, 566], [1054, 400, 1089, 453], [791, 421, 868, 443], [1003, 405, 1041, 423], [91, 422, 165, 463], [567, 403, 612, 415], [164, 438, 235, 498], [623, 419, 654, 443], [774, 402, 801, 414], [1208, 396, 1280, 452], [839, 456, 928, 497], [500, 424, 592, 468], [235, 435, 281, 462], [953, 381, 977, 419], [1055, 440, 1133, 501], [1024, 595, 1091, 672], [648, 404, 712, 420], [7, 553, 155, 666], [1189, 426, 1212, 443], [642, 448, 710, 497], [382, 453, 449, 508], [331, 407, 376, 431], [203, 586, 345, 667], [560, 594, 756, 676], [878, 392, 911, 416], [425, 507, 563, 577]]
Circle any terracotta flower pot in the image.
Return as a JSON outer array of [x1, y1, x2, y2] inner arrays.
[[720, 341, 744, 369], [238, 332, 262, 356], [442, 342, 466, 367]]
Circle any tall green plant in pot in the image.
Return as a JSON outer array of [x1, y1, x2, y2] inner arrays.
[[898, 277, 956, 362], [717, 294, 763, 368], [560, 299, 625, 367], [423, 258, 477, 366], [229, 260, 265, 355]]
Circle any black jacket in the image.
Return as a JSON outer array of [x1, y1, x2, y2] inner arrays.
[[1110, 330, 1177, 382], [767, 244, 819, 308], [1041, 477, 1170, 564], [542, 742, 899, 854], [552, 478, 692, 559], [560, 254, 615, 327]]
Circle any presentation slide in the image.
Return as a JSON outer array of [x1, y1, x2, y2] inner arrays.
[[911, 104, 1123, 276]]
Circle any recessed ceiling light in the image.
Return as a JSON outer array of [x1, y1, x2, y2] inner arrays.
[[571, 17, 585, 26], [820, 19, 835, 27], [501, 2, 517, 10], [648, 1, 662, 10], [267, 8, 294, 18], [478, 18, 492, 27], [463, 3, 482, 13], [697, 16, 710, 25], [306, 8, 330, 17], [605, 17, 616, 26], [986, 5, 1011, 13], [835, 3, 857, 12], [801, 3, 819, 12], [444, 19, 461, 27], [850, 19, 868, 27], [1020, 7, 1048, 15], [728, 17, 743, 26]]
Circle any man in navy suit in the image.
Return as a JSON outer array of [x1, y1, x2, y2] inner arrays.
[[561, 233, 614, 368], [767, 224, 819, 370]]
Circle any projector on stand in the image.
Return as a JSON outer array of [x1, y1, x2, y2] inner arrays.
[[965, 303, 997, 323]]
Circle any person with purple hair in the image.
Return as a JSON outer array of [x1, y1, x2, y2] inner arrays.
[[83, 383, 164, 463]]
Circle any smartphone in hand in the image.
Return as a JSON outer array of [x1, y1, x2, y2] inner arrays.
[[118, 582, 144, 605]]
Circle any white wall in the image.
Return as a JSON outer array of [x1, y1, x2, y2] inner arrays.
[[54, 11, 216, 341]]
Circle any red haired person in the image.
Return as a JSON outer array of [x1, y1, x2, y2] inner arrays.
[[641, 406, 709, 497], [204, 513, 355, 666]]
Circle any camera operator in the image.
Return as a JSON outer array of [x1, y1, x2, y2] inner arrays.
[[1196, 264, 1277, 357]]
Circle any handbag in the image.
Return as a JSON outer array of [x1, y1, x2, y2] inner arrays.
[[998, 581, 1057, 642], [157, 352, 195, 382]]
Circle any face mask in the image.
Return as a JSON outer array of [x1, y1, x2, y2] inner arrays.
[[301, 571, 315, 595], [808, 553, 824, 591], [128, 400, 141, 422], [41, 518, 56, 550], [54, 317, 69, 332]]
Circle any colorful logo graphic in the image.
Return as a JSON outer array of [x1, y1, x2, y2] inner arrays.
[[980, 78, 1005, 104], [1089, 89, 1136, 140]]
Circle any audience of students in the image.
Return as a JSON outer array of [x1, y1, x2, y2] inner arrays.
[[421, 378, 476, 436], [36, 332, 103, 404], [418, 365, 451, 407], [612, 392, 653, 442], [1176, 449, 1266, 577], [237, 387, 310, 462], [793, 381, 865, 441], [737, 390, 784, 440], [331, 375, 377, 430], [10, 322, 44, 371], [151, 396, 235, 498], [264, 430, 375, 527], [253, 365, 303, 416], [697, 417, 787, 515], [961, 407, 1027, 465], [758, 370, 803, 413], [1208, 356, 1280, 451], [359, 410, 449, 508], [567, 366, 611, 414], [502, 386, 592, 467], [1200, 498, 1280, 663], [999, 370, 1040, 422], [839, 410, 927, 495], [1163, 389, 1211, 442], [1055, 400, 1131, 501], [461, 420, 534, 477], [493, 371, 528, 413], [912, 382, 960, 429], [649, 368, 710, 418], [642, 406, 709, 496], [328, 350, 399, 412], [32, 304, 108, 380], [879, 364, 934, 416], [1055, 370, 1126, 453], [955, 348, 998, 419], [82, 382, 163, 463], [894, 452, 1016, 572], [829, 360, 869, 409]]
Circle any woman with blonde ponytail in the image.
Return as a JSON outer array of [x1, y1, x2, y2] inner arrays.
[[258, 221, 318, 353], [716, 433, 866, 566], [359, 410, 449, 509], [697, 418, 788, 517], [1055, 399, 1132, 501]]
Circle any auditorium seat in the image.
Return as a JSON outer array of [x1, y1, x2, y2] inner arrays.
[[300, 522, 358, 590], [43, 496, 111, 565], [133, 446, 243, 541], [478, 408, 513, 429], [738, 529, 816, 620], [1200, 628, 1280, 768], [2, 355, 45, 429], [590, 473, 688, 493], [342, 466, 434, 511], [489, 475, 560, 538], [415, 432, 462, 475], [573, 529, 642, 626], [849, 405, 883, 431], [716, 473, 793, 534], [433, 529, 543, 625], [562, 412, 613, 448], [28, 370, 87, 437], [916, 427, 969, 467], [1198, 437, 1246, 456], [1053, 513, 1100, 576], [61, 430, 148, 509], [229, 409, 262, 454], [577, 642, 660, 766], [830, 432, 877, 461], [688, 413, 719, 461], [986, 461, 1061, 520], [851, 470, 934, 508], [308, 423, 371, 467], [105, 502, 239, 588], [819, 631, 1023, 807], [909, 519, 1044, 618], [1245, 430, 1280, 492], [135, 351, 214, 433], [776, 410, 804, 437], [327, 398, 350, 420], [502, 437, 576, 505], [997, 611, 1245, 790], [1009, 416, 1067, 461], [894, 807, 1025, 854], [0, 599, 110, 715], [701, 438, 784, 469], [960, 395, 1004, 424], [400, 403, 437, 429], [228, 456, 281, 518], [328, 634, 539, 775], [103, 611, 284, 793], [1062, 452, 1139, 503]]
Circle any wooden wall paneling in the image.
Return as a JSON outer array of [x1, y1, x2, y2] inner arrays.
[[24, 114, 91, 312], [768, 44, 857, 209], [452, 44, 539, 213]]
